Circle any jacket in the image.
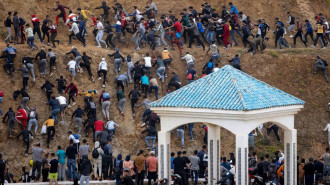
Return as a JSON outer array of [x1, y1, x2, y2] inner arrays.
[[98, 60, 107, 71], [112, 21, 122, 33], [80, 159, 93, 176], [69, 22, 80, 35], [72, 108, 85, 118], [2, 109, 15, 122], [66, 48, 81, 57], [65, 84, 78, 95], [41, 81, 54, 91], [95, 1, 110, 15], [186, 23, 199, 36]]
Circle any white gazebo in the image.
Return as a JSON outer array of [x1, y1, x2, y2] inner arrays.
[[151, 65, 304, 185]]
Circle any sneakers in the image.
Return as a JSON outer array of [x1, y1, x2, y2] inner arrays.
[[50, 73, 53, 77], [132, 113, 135, 117], [136, 47, 140, 51], [289, 35, 293, 38], [97, 45, 102, 48], [322, 47, 327, 49], [311, 45, 315, 48], [98, 77, 102, 80], [141, 122, 146, 127], [24, 153, 28, 157], [67, 105, 72, 108], [102, 84, 106, 87], [72, 102, 76, 106]]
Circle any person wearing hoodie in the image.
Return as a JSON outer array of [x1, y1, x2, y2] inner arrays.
[[22, 55, 36, 82], [16, 106, 28, 130], [152, 56, 165, 83], [112, 17, 128, 45], [304, 19, 314, 44], [114, 154, 123, 185], [31, 14, 43, 44], [229, 2, 239, 15], [68, 20, 86, 47], [104, 21, 116, 49], [2, 107, 16, 138], [109, 49, 125, 76], [72, 105, 85, 134], [66, 46, 83, 73], [41, 80, 55, 101], [93, 141, 104, 180], [115, 73, 128, 92], [17, 64, 30, 90], [95, 18, 108, 48], [65, 83, 78, 108], [95, 1, 110, 22], [81, 52, 94, 82], [16, 128, 33, 156], [80, 155, 93, 185], [35, 48, 47, 76], [97, 58, 108, 87], [161, 48, 173, 76]]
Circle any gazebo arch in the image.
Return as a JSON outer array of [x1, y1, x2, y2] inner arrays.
[[151, 65, 304, 185]]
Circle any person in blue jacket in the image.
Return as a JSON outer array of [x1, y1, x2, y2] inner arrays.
[[304, 19, 314, 44], [229, 2, 239, 15]]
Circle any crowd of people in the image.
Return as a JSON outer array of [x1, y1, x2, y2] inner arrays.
[[0, 0, 329, 185]]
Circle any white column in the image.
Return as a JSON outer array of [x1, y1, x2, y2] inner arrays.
[[284, 129, 297, 185], [158, 131, 171, 183], [207, 125, 221, 185], [235, 134, 249, 185]]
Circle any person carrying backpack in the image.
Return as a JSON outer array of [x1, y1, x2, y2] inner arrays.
[[114, 154, 123, 185], [92, 141, 104, 180], [313, 55, 329, 82], [203, 59, 214, 75]]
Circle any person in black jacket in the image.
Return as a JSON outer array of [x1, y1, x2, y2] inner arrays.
[[16, 128, 33, 156], [35, 48, 47, 76], [56, 76, 67, 94], [79, 155, 93, 185], [84, 112, 95, 137], [72, 105, 85, 134], [131, 61, 145, 88], [0, 51, 14, 81], [81, 52, 94, 82], [4, 12, 12, 43], [104, 21, 116, 49], [95, 1, 110, 22], [2, 107, 15, 138], [41, 80, 55, 101], [128, 86, 141, 117], [141, 126, 157, 149]]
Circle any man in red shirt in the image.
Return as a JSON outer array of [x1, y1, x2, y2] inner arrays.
[[220, 22, 231, 48], [94, 120, 104, 141], [146, 151, 158, 185]]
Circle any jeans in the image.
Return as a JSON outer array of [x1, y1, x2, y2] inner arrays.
[[27, 36, 37, 49], [5, 27, 12, 42], [279, 36, 289, 49], [188, 123, 194, 139], [191, 170, 199, 185], [32, 161, 42, 180], [230, 29, 243, 45], [177, 129, 184, 146], [80, 175, 90, 185], [75, 117, 82, 134], [207, 31, 215, 44], [67, 159, 76, 179], [26, 63, 35, 81], [324, 165, 330, 182], [38, 59, 47, 75], [114, 58, 122, 75], [145, 136, 156, 148], [156, 67, 165, 83], [96, 30, 107, 47], [69, 68, 76, 77], [51, 109, 60, 122], [28, 118, 38, 133], [139, 34, 147, 47], [136, 171, 145, 185], [117, 98, 125, 113], [102, 100, 110, 119], [58, 163, 65, 180], [107, 128, 116, 138], [149, 86, 159, 100]]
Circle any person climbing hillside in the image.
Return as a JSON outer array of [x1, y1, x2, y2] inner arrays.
[[54, 1, 70, 25]]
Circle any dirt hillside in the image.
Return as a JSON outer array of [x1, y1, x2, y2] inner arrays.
[[0, 0, 329, 178]]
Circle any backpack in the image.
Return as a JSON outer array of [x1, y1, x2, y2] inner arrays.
[[114, 159, 121, 173], [291, 16, 295, 24], [207, 61, 213, 69], [248, 158, 256, 168], [103, 92, 110, 100], [175, 32, 181, 39], [322, 59, 328, 66], [149, 113, 159, 123], [19, 18, 26, 26], [187, 73, 193, 80], [73, 134, 79, 140], [92, 148, 99, 159], [4, 19, 10, 27]]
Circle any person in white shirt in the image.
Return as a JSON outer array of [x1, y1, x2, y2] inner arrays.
[[68, 20, 86, 47], [96, 18, 108, 48], [106, 119, 119, 138], [67, 56, 76, 81], [25, 24, 38, 50], [181, 52, 196, 72], [97, 58, 108, 87], [68, 131, 80, 152], [143, 53, 152, 77], [56, 95, 67, 123], [213, 63, 220, 72]]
